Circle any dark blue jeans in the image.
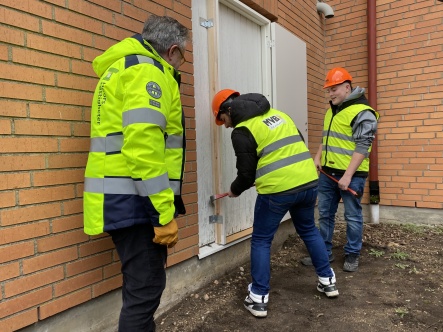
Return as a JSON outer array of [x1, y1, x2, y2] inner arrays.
[[251, 186, 332, 296], [109, 223, 167, 332], [318, 172, 367, 256]]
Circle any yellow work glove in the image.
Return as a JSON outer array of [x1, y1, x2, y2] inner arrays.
[[153, 219, 178, 248]]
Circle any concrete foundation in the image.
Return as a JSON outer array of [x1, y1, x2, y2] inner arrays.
[[19, 205, 442, 332]]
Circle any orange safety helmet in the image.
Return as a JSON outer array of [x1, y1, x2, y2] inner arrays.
[[323, 67, 352, 89], [211, 89, 240, 125]]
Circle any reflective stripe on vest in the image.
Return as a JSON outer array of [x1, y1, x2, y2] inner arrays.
[[258, 135, 302, 158], [125, 54, 164, 73], [90, 133, 123, 154], [256, 151, 312, 179]]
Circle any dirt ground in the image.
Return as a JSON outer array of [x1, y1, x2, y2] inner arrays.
[[156, 221, 443, 332]]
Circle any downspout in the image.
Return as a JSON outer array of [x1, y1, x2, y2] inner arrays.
[[368, 1, 380, 223]]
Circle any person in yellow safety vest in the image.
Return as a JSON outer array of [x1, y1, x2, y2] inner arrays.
[[301, 67, 379, 272], [83, 15, 189, 332], [212, 90, 339, 318]]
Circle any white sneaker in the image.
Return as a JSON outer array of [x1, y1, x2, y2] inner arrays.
[[243, 284, 268, 317], [317, 269, 339, 298]]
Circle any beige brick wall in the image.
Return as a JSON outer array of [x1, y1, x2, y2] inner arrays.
[[0, 0, 196, 330]]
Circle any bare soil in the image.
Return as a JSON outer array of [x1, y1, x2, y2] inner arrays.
[[156, 222, 443, 332]]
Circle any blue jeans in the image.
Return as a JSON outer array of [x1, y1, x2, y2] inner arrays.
[[318, 172, 367, 256], [251, 186, 332, 296]]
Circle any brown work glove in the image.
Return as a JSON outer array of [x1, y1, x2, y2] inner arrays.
[[153, 219, 178, 248]]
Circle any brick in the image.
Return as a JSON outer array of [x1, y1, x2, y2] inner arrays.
[[103, 262, 121, 278], [73, 0, 122, 17], [57, 73, 97, 92], [27, 33, 82, 58], [0, 191, 16, 208], [48, 153, 88, 169], [1, 0, 52, 18], [54, 7, 103, 34], [66, 252, 112, 277], [0, 81, 43, 101], [178, 224, 198, 239], [29, 103, 84, 121], [0, 25, 25, 46], [0, 241, 34, 264], [0, 119, 11, 134], [0, 155, 45, 172], [0, 203, 61, 226], [0, 262, 20, 282], [55, 269, 102, 297], [92, 275, 122, 298], [33, 169, 85, 186], [0, 287, 52, 319], [4, 266, 64, 298], [167, 246, 198, 267], [0, 61, 56, 86], [39, 288, 91, 320], [59, 138, 91, 152], [52, 214, 83, 233], [37, 229, 89, 252], [45, 88, 93, 107], [0, 221, 49, 246], [14, 119, 72, 136], [0, 137, 56, 153], [19, 185, 76, 205], [79, 236, 115, 257], [72, 123, 91, 137], [71, 58, 97, 77], [23, 247, 78, 274], [0, 308, 38, 332], [41, 20, 94, 46], [0, 6, 40, 31], [63, 198, 84, 214], [0, 44, 8, 60], [13, 48, 70, 72], [0, 100, 27, 117], [122, 3, 148, 22]]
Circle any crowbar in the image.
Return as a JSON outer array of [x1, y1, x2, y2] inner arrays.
[[209, 184, 255, 204], [319, 169, 362, 198], [209, 192, 229, 204]]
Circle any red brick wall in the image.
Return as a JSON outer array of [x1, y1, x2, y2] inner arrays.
[[0, 1, 196, 330], [325, 0, 443, 208]]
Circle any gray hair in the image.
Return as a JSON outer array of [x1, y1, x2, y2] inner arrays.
[[142, 15, 190, 55]]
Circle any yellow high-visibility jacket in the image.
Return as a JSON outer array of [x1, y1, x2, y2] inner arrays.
[[322, 104, 379, 172], [83, 34, 186, 235], [236, 108, 318, 194]]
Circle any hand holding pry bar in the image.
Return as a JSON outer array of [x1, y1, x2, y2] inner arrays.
[[319, 169, 362, 198]]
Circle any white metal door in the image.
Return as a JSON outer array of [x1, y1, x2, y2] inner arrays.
[[193, 0, 271, 248]]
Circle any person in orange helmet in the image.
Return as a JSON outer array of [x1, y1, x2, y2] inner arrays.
[[301, 67, 379, 272], [212, 90, 339, 318]]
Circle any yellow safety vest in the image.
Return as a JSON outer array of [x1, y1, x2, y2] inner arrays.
[[83, 35, 185, 235], [236, 109, 318, 194], [322, 104, 379, 172]]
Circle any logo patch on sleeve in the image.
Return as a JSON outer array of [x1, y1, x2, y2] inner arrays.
[[146, 81, 162, 99], [149, 99, 161, 108]]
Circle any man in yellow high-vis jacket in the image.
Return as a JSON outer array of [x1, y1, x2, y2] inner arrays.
[[301, 67, 379, 272], [212, 90, 339, 318], [83, 15, 189, 331]]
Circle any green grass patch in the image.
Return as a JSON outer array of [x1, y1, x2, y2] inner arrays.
[[391, 250, 409, 260], [369, 249, 385, 257]]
